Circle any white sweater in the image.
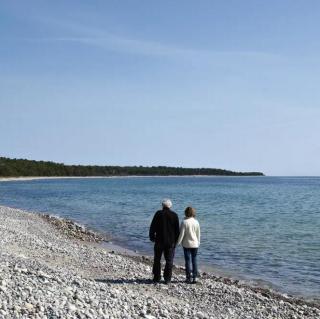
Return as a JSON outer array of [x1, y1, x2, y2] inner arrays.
[[177, 217, 200, 248]]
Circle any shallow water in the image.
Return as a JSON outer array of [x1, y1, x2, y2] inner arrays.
[[0, 176, 319, 298]]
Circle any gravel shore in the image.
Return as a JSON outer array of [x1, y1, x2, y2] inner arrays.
[[0, 205, 319, 319]]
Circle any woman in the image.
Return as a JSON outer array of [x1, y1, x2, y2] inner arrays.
[[177, 206, 200, 284]]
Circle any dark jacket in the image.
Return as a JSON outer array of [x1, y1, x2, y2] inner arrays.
[[149, 208, 180, 247]]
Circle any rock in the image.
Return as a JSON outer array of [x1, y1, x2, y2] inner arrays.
[[67, 303, 77, 312], [195, 311, 206, 318], [0, 285, 7, 293], [25, 303, 34, 311]]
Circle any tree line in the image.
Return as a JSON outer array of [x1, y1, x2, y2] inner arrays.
[[0, 157, 264, 177]]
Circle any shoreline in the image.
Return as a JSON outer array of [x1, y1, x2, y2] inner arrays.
[[42, 210, 320, 306], [27, 204, 320, 302], [0, 205, 319, 318], [2, 204, 320, 303], [0, 175, 265, 182]]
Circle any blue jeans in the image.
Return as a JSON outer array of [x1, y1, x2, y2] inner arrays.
[[183, 247, 198, 280]]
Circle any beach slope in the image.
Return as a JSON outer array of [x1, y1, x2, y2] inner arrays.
[[0, 206, 318, 319]]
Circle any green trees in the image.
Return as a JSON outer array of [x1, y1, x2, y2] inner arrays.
[[0, 157, 264, 177]]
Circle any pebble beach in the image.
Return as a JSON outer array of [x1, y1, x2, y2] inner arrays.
[[0, 205, 319, 319]]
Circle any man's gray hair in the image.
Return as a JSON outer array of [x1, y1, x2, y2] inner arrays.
[[162, 198, 172, 208]]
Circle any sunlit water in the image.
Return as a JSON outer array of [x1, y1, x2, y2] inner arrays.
[[0, 176, 319, 299]]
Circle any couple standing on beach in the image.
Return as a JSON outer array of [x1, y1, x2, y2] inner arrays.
[[149, 199, 200, 284]]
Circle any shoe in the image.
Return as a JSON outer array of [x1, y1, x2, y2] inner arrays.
[[191, 279, 197, 284], [152, 278, 161, 284], [185, 278, 192, 284], [164, 280, 171, 285]]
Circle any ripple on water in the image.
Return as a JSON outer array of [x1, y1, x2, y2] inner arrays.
[[0, 176, 320, 299]]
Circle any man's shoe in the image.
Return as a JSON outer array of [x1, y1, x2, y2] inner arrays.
[[191, 279, 197, 284], [164, 280, 171, 285], [185, 278, 192, 284], [152, 278, 161, 284]]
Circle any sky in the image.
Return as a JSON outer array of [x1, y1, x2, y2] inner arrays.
[[1, 1, 320, 175]]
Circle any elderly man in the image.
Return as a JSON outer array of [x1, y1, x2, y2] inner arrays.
[[149, 199, 180, 284]]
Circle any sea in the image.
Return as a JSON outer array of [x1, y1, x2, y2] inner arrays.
[[0, 176, 319, 300]]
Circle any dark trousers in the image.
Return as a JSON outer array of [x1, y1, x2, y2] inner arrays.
[[183, 247, 198, 280], [152, 243, 175, 282]]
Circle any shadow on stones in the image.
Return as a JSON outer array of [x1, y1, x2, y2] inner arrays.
[[95, 278, 179, 285]]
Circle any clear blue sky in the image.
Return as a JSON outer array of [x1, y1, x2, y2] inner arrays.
[[1, 1, 320, 175]]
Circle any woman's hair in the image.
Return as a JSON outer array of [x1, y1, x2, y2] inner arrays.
[[185, 206, 196, 218]]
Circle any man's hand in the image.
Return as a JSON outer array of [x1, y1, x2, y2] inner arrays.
[[149, 235, 155, 242]]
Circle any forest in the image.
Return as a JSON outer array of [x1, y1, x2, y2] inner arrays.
[[0, 157, 264, 177]]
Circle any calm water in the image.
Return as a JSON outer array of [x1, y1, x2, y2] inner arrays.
[[0, 176, 319, 298]]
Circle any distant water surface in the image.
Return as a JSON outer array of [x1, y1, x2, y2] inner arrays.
[[0, 176, 319, 299]]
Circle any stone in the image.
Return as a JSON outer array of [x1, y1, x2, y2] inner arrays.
[[25, 303, 34, 311], [67, 303, 77, 312]]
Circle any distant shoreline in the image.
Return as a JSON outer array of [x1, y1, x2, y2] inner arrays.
[[0, 175, 266, 182], [0, 157, 264, 177]]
